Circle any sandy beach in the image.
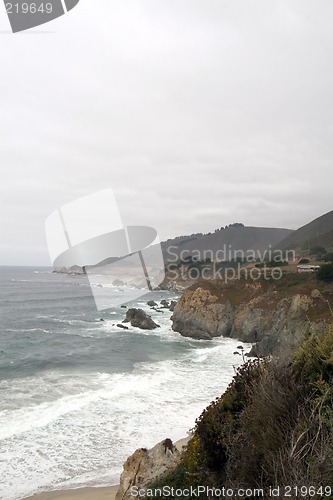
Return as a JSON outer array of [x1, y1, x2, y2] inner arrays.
[[23, 437, 190, 500], [23, 486, 119, 500]]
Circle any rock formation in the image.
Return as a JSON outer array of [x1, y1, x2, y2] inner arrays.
[[172, 286, 233, 341], [169, 300, 177, 312], [123, 308, 160, 330], [117, 323, 129, 330], [53, 265, 86, 275], [115, 439, 180, 500], [172, 278, 332, 355]]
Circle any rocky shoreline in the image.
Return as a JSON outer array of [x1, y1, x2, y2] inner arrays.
[[171, 274, 333, 356], [23, 273, 333, 500], [23, 438, 190, 500], [54, 267, 333, 358]]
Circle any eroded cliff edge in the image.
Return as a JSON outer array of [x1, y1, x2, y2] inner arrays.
[[171, 274, 333, 356]]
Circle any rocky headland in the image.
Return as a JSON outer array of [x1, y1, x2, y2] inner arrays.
[[171, 274, 333, 356]]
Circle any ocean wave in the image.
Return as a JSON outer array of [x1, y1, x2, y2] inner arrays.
[[0, 337, 250, 500], [0, 277, 242, 500]]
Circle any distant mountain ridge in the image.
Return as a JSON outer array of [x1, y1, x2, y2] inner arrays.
[[55, 224, 294, 273], [161, 225, 293, 263], [276, 210, 333, 251]]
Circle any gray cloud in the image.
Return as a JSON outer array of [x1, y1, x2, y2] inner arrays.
[[1, 0, 333, 265]]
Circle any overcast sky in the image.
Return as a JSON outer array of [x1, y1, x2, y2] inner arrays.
[[1, 0, 333, 265]]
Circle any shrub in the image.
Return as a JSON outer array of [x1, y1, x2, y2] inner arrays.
[[323, 252, 333, 262], [310, 246, 327, 255], [194, 360, 266, 480], [225, 359, 301, 489], [317, 263, 333, 282], [146, 329, 333, 498], [255, 261, 289, 268], [293, 325, 333, 385]]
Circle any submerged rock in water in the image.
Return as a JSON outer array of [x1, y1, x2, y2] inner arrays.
[[117, 323, 129, 330], [152, 308, 164, 313], [123, 308, 160, 330], [169, 300, 177, 312]]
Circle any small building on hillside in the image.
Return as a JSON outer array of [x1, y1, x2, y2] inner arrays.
[[297, 265, 320, 273]]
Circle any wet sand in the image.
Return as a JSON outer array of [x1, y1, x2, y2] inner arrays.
[[23, 437, 190, 500]]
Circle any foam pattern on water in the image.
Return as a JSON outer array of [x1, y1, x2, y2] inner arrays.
[[0, 335, 249, 500], [0, 270, 251, 500]]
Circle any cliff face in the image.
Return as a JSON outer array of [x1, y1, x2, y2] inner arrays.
[[171, 286, 234, 340], [171, 276, 333, 356], [115, 439, 180, 500]]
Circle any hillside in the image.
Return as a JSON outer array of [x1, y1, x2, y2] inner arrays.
[[57, 225, 293, 274], [276, 209, 333, 251], [304, 229, 333, 252], [162, 225, 293, 263]]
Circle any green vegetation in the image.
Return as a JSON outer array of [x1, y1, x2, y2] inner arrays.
[[310, 246, 327, 256], [317, 263, 333, 283], [309, 230, 333, 253], [147, 327, 333, 499], [323, 252, 333, 262], [299, 258, 310, 264], [255, 260, 289, 268]]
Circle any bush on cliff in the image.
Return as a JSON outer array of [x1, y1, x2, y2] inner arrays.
[[323, 252, 333, 262], [317, 263, 333, 282], [193, 359, 266, 477], [147, 326, 333, 499]]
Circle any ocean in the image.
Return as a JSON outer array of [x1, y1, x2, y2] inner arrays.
[[0, 267, 250, 500]]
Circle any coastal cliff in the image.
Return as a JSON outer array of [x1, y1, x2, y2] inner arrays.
[[114, 275, 333, 499], [171, 274, 333, 356], [115, 325, 333, 499], [144, 327, 333, 498], [115, 439, 181, 500]]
